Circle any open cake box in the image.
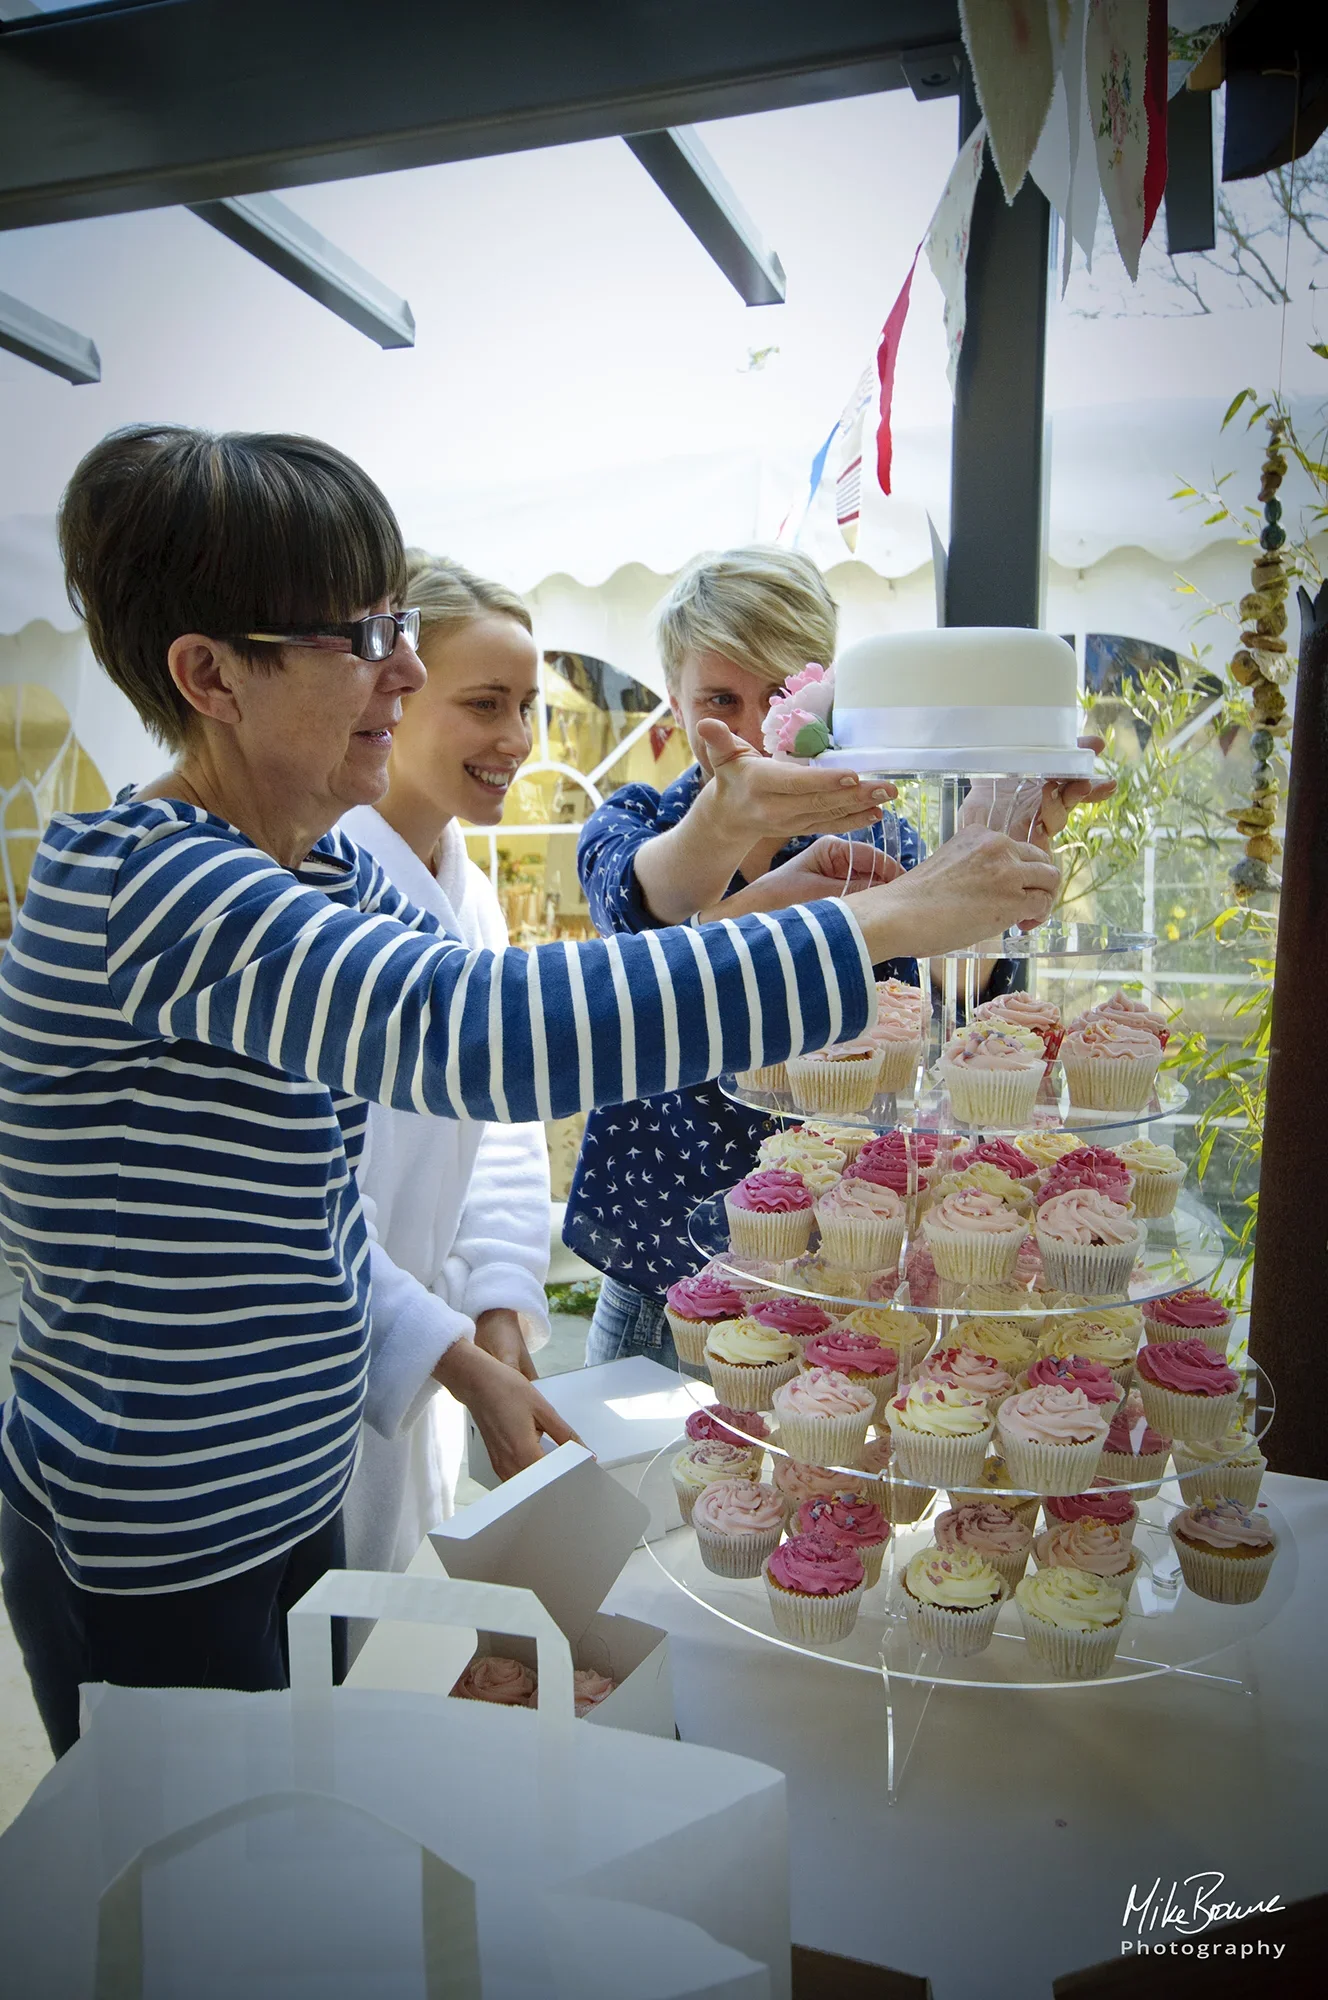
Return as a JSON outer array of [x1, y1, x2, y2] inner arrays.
[[430, 1440, 675, 1738]]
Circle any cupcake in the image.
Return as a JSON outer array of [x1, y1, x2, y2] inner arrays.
[[1115, 1140, 1186, 1217], [691, 1478, 786, 1579], [899, 1547, 1007, 1656], [924, 1162, 1036, 1218], [803, 1119, 872, 1165], [1015, 1567, 1127, 1679], [1059, 1017, 1162, 1113], [799, 1326, 899, 1419], [797, 1493, 891, 1586], [701, 1254, 783, 1303], [1168, 1498, 1277, 1604], [914, 1344, 1016, 1412], [785, 1042, 885, 1116], [451, 1655, 537, 1706], [787, 1257, 874, 1314], [757, 1126, 847, 1187], [704, 1317, 800, 1412], [1171, 1422, 1266, 1510], [840, 1305, 934, 1369], [1142, 1288, 1233, 1354], [1134, 1339, 1241, 1444], [949, 1136, 1041, 1182], [861, 992, 927, 1095], [573, 1669, 617, 1718], [1038, 1145, 1135, 1210], [1043, 1484, 1139, 1541], [1079, 987, 1171, 1045], [875, 975, 931, 1031], [1015, 1130, 1084, 1171], [814, 1176, 907, 1271], [959, 1455, 1042, 1529], [949, 1315, 1040, 1373], [1098, 1390, 1171, 1497], [763, 1532, 866, 1642], [749, 1294, 835, 1361], [923, 1188, 1028, 1284], [736, 1058, 789, 1092], [1038, 1309, 1141, 1388], [684, 1403, 768, 1463], [664, 1269, 750, 1367], [1021, 1353, 1123, 1411], [996, 1384, 1110, 1495], [724, 1168, 815, 1261], [1035, 1189, 1143, 1297], [772, 1365, 876, 1466], [1034, 1517, 1141, 1588], [933, 1502, 1033, 1592], [939, 1024, 1045, 1127], [858, 1431, 935, 1524], [971, 992, 1064, 1062], [671, 1438, 760, 1522], [885, 1381, 993, 1489], [772, 1456, 862, 1521]]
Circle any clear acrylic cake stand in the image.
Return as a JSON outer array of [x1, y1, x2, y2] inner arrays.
[[642, 764, 1290, 1801]]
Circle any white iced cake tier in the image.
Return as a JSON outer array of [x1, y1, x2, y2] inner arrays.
[[823, 627, 1094, 776]]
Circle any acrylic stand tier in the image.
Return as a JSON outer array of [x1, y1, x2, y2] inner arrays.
[[640, 768, 1291, 1801]]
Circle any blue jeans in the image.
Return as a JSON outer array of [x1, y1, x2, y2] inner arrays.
[[584, 1274, 678, 1371]]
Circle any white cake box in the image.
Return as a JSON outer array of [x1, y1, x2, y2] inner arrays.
[[432, 1440, 675, 1739], [467, 1354, 714, 1542]]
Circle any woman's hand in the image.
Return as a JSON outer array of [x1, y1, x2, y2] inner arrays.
[[694, 718, 893, 844], [959, 737, 1116, 852], [434, 1337, 581, 1483], [474, 1307, 539, 1382], [849, 825, 1061, 962], [698, 836, 901, 922]]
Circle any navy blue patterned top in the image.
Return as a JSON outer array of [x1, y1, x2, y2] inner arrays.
[[563, 764, 924, 1299]]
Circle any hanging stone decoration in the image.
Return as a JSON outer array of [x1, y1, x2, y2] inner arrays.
[[1227, 415, 1294, 898]]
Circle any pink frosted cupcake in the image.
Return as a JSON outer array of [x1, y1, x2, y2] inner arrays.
[[691, 1479, 786, 1579], [1134, 1338, 1241, 1443], [763, 1532, 866, 1642], [922, 1187, 1029, 1284], [1142, 1288, 1233, 1354], [1035, 1516, 1141, 1587], [1021, 1353, 1123, 1412], [664, 1269, 750, 1366], [972, 992, 1063, 1063], [1035, 1188, 1143, 1296], [671, 1438, 761, 1522], [914, 1344, 1016, 1413], [1039, 1146, 1134, 1209], [933, 1501, 1033, 1591], [814, 1176, 907, 1271], [772, 1455, 862, 1521], [1168, 1498, 1277, 1604], [800, 1326, 899, 1420], [1098, 1390, 1171, 1496], [996, 1383, 1110, 1495], [1043, 1483, 1139, 1541], [451, 1655, 536, 1706], [940, 1024, 1045, 1127], [1059, 1017, 1162, 1113], [1079, 987, 1171, 1046], [573, 1669, 617, 1718], [724, 1168, 815, 1260], [861, 991, 927, 1094], [684, 1403, 768, 1464], [796, 1493, 891, 1586], [949, 1136, 1041, 1183], [772, 1365, 876, 1466], [785, 1041, 885, 1116], [749, 1294, 835, 1361]]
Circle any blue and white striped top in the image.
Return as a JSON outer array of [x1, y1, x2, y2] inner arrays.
[[0, 798, 873, 1592]]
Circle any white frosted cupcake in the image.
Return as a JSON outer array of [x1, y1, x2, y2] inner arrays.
[[772, 1364, 876, 1466], [939, 1023, 1045, 1127], [996, 1383, 1110, 1495], [922, 1187, 1028, 1284], [948, 1314, 1041, 1376], [803, 1119, 872, 1165], [1015, 1566, 1127, 1679], [885, 1380, 993, 1489], [671, 1440, 761, 1523], [1169, 1498, 1277, 1604], [758, 1126, 847, 1181], [1115, 1139, 1186, 1217], [1035, 1189, 1143, 1297], [1059, 1017, 1162, 1113], [1171, 1423, 1266, 1510], [913, 1344, 1017, 1414], [785, 1042, 885, 1116], [933, 1503, 1033, 1593], [840, 1306, 934, 1371], [899, 1547, 1007, 1656], [814, 1175, 907, 1272], [704, 1316, 800, 1412], [1038, 1309, 1142, 1390], [691, 1479, 786, 1579], [763, 1533, 866, 1643]]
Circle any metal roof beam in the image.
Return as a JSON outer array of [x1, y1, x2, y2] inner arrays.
[[0, 286, 99, 381], [187, 193, 415, 349], [625, 128, 785, 307]]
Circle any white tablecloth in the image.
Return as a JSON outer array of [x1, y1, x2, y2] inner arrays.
[[599, 1470, 1328, 1999]]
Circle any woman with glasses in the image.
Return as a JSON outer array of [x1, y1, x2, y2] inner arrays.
[[0, 425, 1059, 1753]]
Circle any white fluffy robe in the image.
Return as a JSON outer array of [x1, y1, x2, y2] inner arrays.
[[340, 806, 551, 1573]]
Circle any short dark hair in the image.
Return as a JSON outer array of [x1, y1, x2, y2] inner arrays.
[[59, 426, 408, 749]]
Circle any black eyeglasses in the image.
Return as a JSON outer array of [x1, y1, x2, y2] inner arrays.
[[237, 608, 422, 662]]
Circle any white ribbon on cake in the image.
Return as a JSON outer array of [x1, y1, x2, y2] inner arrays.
[[832, 704, 1079, 754]]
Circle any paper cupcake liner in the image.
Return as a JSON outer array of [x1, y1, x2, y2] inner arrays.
[[1035, 1233, 1142, 1299], [664, 1309, 717, 1368], [884, 1417, 992, 1490], [1060, 1049, 1161, 1113], [763, 1569, 865, 1643], [901, 1579, 1007, 1657], [1143, 1306, 1232, 1354], [723, 1197, 814, 1263], [774, 1406, 873, 1468], [973, 1545, 1031, 1593], [1134, 1379, 1241, 1445], [921, 1217, 1026, 1285], [786, 1051, 884, 1116], [1169, 1531, 1276, 1605], [1127, 1167, 1186, 1218], [736, 1061, 789, 1092], [1097, 1447, 1171, 1500], [693, 1520, 784, 1580], [996, 1426, 1106, 1497], [706, 1355, 800, 1413], [1171, 1452, 1265, 1511], [1017, 1608, 1124, 1680], [872, 1038, 924, 1096], [940, 1062, 1044, 1130], [815, 1209, 907, 1276]]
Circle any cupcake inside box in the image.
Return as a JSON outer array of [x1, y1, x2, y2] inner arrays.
[[431, 1441, 674, 1738]]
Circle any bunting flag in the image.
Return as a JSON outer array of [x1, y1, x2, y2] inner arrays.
[[1141, 0, 1170, 240], [924, 120, 987, 387], [833, 365, 876, 553], [1086, 0, 1153, 282], [874, 248, 918, 497], [959, 0, 1056, 201]]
